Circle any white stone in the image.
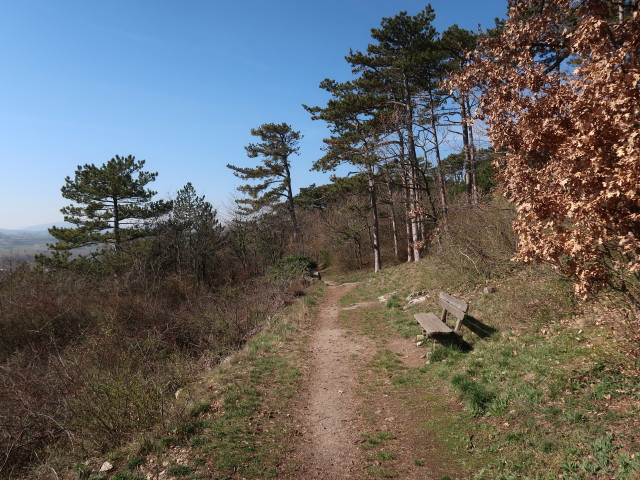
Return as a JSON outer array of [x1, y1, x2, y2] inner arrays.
[[406, 291, 427, 301], [403, 296, 428, 309], [377, 291, 397, 303]]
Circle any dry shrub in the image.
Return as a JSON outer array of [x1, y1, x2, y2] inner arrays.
[[435, 196, 518, 280], [0, 268, 97, 361], [0, 265, 285, 477]]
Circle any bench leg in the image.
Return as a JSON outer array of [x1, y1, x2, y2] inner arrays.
[[426, 337, 437, 363], [454, 319, 463, 333]]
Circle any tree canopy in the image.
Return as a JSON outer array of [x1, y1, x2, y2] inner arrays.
[[46, 155, 169, 259], [227, 122, 302, 242], [154, 182, 224, 284], [452, 0, 640, 295]]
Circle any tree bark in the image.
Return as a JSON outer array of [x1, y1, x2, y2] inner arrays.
[[113, 196, 121, 250], [460, 96, 473, 205], [282, 159, 300, 244], [465, 96, 479, 204], [428, 89, 448, 221], [396, 130, 414, 262], [402, 74, 424, 261], [402, 163, 414, 263], [384, 167, 400, 261], [366, 165, 382, 273]]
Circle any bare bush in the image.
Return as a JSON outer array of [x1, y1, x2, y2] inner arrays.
[[435, 196, 518, 280], [0, 265, 285, 478]]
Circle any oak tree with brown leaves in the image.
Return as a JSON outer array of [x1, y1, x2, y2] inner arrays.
[[453, 0, 639, 297]]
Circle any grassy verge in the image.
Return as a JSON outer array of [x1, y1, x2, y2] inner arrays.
[[338, 290, 489, 478], [76, 282, 323, 480], [67, 256, 640, 480], [340, 260, 640, 479]]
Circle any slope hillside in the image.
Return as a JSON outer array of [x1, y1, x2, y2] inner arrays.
[[73, 258, 640, 480]]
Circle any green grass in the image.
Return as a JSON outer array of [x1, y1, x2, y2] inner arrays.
[[360, 431, 395, 450], [88, 282, 323, 480], [125, 456, 145, 469], [450, 373, 495, 417], [342, 260, 640, 479], [87, 257, 639, 480], [359, 432, 399, 478], [111, 473, 146, 480], [167, 464, 195, 476], [385, 294, 402, 310]]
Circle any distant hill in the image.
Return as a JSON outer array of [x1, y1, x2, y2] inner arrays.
[[0, 231, 55, 259], [0, 222, 72, 235], [0, 225, 97, 262]]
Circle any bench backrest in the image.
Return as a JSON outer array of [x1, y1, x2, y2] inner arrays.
[[438, 292, 468, 321]]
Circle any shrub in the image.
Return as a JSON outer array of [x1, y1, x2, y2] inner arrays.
[[269, 254, 318, 284], [435, 196, 517, 281], [0, 264, 285, 477]]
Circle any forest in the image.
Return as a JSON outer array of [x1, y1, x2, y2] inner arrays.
[[0, 0, 638, 478]]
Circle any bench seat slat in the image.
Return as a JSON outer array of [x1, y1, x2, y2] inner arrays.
[[414, 312, 453, 335]]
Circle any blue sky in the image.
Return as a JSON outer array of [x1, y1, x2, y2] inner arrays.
[[0, 0, 506, 229]]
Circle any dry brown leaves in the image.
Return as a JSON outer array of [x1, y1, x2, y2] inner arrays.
[[450, 0, 640, 296]]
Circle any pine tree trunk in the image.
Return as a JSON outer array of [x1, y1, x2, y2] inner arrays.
[[397, 130, 414, 262], [367, 165, 382, 273], [113, 196, 121, 250], [402, 163, 414, 263], [385, 169, 400, 261], [402, 74, 425, 261], [410, 162, 422, 261], [283, 160, 299, 244], [460, 96, 472, 205], [465, 96, 479, 204], [429, 90, 448, 221]]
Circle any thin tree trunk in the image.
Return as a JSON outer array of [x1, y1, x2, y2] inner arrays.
[[465, 96, 479, 204], [402, 74, 428, 261], [428, 89, 448, 221], [619, 3, 624, 22], [396, 130, 414, 262], [366, 165, 382, 273], [410, 162, 424, 260], [113, 196, 121, 250], [402, 163, 414, 263], [460, 96, 473, 205], [385, 168, 400, 261], [283, 161, 299, 244]]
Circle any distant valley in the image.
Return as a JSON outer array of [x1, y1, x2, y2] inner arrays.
[[0, 231, 54, 261]]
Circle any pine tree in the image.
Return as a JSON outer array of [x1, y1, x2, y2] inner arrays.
[[227, 123, 302, 243], [441, 24, 480, 204], [45, 155, 169, 260], [345, 7, 442, 260], [155, 182, 224, 284], [306, 79, 384, 272]]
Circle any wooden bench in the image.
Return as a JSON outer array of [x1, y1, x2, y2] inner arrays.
[[414, 292, 469, 338]]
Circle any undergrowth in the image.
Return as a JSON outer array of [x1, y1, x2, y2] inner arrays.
[[0, 266, 305, 479], [88, 282, 322, 480]]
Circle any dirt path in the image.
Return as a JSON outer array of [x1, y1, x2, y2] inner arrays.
[[293, 282, 370, 479], [287, 281, 466, 480]]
